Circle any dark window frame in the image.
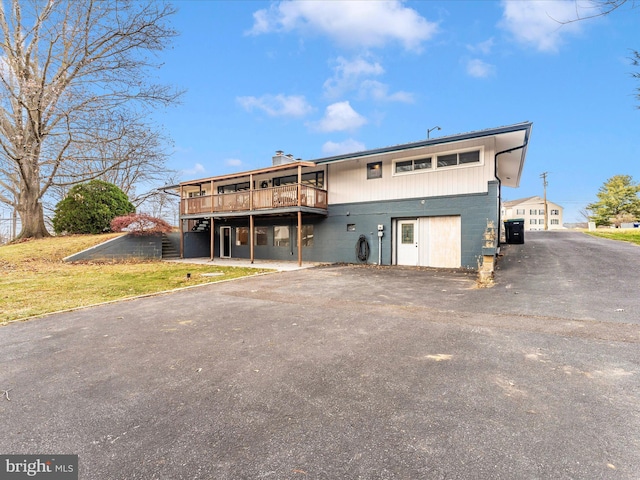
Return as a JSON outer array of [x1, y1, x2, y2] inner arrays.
[[367, 161, 382, 179]]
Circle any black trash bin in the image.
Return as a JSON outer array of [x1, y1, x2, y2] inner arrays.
[[504, 219, 525, 244]]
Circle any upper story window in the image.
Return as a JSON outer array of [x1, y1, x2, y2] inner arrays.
[[218, 182, 251, 194], [393, 148, 482, 177], [529, 209, 536, 215], [395, 157, 432, 174], [436, 150, 480, 167], [516, 209, 525, 215], [273, 171, 324, 188], [367, 161, 382, 179], [550, 209, 559, 215]]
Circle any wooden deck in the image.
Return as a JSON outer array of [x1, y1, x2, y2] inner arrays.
[[181, 184, 327, 215]]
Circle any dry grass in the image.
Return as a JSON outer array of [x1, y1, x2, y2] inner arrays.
[[0, 234, 270, 323], [585, 229, 640, 246]]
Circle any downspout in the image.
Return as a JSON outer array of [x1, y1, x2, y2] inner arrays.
[[494, 132, 530, 247]]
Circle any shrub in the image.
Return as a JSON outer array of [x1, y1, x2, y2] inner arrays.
[[110, 213, 172, 236], [53, 180, 135, 235]]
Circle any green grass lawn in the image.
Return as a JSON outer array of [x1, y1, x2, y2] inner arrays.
[[0, 234, 270, 323], [585, 228, 640, 246]]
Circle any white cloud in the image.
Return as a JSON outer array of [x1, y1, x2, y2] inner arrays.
[[247, 1, 438, 52], [237, 94, 313, 118], [313, 101, 367, 133], [466, 59, 496, 78], [360, 80, 414, 103], [499, 0, 583, 53], [322, 138, 366, 156], [181, 163, 205, 176], [324, 56, 385, 98], [323, 56, 414, 102], [467, 38, 495, 55], [225, 158, 242, 167]]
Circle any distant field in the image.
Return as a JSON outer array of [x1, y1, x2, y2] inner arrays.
[[0, 235, 270, 323], [585, 229, 640, 246]]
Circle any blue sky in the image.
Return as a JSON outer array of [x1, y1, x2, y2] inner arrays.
[[155, 0, 640, 223]]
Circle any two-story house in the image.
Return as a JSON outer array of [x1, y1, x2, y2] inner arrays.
[[174, 121, 533, 269]]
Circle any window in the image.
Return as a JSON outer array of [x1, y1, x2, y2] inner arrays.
[[274, 226, 290, 247], [459, 150, 480, 164], [347, 224, 356, 232], [255, 227, 268, 246], [367, 161, 382, 179], [395, 160, 413, 173], [394, 157, 432, 174], [296, 225, 314, 247], [530, 209, 537, 215], [530, 219, 537, 224], [273, 171, 324, 188], [551, 219, 559, 225], [218, 182, 251, 194], [188, 190, 206, 197], [516, 209, 525, 215], [539, 209, 545, 215], [437, 154, 458, 167], [236, 227, 248, 246], [436, 150, 480, 167], [550, 209, 559, 215], [402, 224, 414, 243]]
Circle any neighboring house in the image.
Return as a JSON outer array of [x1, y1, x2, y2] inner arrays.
[[502, 196, 564, 231], [173, 122, 533, 269]]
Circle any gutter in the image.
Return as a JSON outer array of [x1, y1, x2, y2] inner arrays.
[[494, 128, 531, 247]]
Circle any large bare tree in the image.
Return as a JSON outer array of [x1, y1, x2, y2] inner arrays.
[[0, 0, 180, 239]]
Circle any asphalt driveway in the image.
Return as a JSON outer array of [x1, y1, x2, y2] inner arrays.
[[1, 231, 639, 479]]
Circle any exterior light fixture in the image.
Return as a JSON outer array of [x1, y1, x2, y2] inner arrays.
[[427, 126, 441, 139]]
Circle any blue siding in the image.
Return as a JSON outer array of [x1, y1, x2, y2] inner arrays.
[[182, 182, 499, 269]]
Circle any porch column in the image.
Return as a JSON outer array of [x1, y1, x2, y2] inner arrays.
[[180, 219, 184, 259], [297, 164, 302, 206], [250, 215, 255, 264], [249, 174, 254, 210], [297, 210, 302, 267], [210, 180, 215, 213], [210, 217, 215, 261]]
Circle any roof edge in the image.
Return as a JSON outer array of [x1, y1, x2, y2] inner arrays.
[[314, 121, 533, 165]]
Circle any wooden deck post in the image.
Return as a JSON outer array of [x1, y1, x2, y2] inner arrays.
[[297, 211, 302, 267], [297, 164, 303, 266], [180, 219, 184, 259], [179, 185, 184, 258], [210, 217, 215, 261], [250, 215, 255, 264]]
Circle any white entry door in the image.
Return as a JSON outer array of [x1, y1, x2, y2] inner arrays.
[[396, 220, 418, 266]]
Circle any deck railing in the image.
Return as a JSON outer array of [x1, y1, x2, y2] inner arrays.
[[181, 184, 327, 215]]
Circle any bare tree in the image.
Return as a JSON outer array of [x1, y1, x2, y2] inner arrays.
[[0, 0, 181, 239]]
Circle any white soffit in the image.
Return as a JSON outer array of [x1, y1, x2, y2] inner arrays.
[[495, 129, 529, 188]]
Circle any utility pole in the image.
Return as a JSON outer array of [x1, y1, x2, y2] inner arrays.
[[540, 172, 549, 231]]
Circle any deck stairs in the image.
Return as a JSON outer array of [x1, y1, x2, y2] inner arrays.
[[192, 218, 211, 232], [161, 234, 180, 259]]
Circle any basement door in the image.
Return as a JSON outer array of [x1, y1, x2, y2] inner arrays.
[[396, 216, 461, 268], [396, 220, 418, 266], [220, 226, 232, 258]]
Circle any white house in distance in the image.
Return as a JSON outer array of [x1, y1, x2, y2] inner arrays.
[[173, 122, 533, 269], [502, 196, 564, 230]]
